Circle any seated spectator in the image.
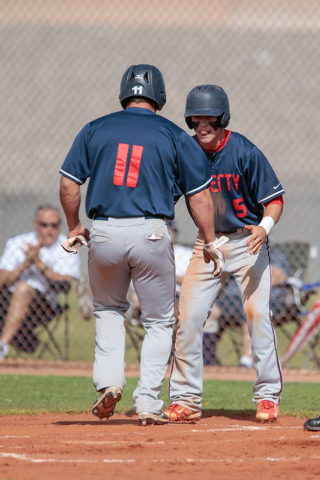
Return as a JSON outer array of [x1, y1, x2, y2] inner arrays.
[[0, 205, 81, 359], [203, 246, 299, 367]]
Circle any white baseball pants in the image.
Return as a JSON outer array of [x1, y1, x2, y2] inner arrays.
[[169, 231, 283, 411], [88, 217, 175, 414]]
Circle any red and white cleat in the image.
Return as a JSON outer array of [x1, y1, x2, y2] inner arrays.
[[256, 400, 279, 422], [164, 403, 201, 421]]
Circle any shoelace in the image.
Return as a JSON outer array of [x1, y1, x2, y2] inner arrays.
[[167, 403, 181, 412], [260, 401, 275, 410]]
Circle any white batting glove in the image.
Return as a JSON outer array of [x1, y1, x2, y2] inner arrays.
[[60, 235, 88, 258], [203, 236, 229, 278]]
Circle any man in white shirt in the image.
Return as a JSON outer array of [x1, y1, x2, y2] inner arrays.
[[0, 205, 81, 359]]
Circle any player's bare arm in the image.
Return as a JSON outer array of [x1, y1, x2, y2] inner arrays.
[[188, 188, 216, 245], [59, 176, 89, 240], [244, 203, 283, 255], [188, 189, 227, 276]]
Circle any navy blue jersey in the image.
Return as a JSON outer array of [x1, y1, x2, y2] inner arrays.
[[179, 130, 285, 232], [60, 107, 212, 220]]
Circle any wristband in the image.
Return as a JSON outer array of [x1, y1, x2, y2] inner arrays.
[[259, 216, 275, 235], [40, 263, 49, 273]]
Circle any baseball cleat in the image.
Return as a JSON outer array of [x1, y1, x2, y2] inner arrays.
[[256, 400, 279, 422], [164, 403, 201, 421], [137, 412, 169, 426], [303, 415, 320, 431], [92, 386, 122, 419]]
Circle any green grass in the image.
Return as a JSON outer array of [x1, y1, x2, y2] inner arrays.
[[0, 375, 319, 419]]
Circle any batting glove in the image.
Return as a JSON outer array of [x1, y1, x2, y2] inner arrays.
[[203, 236, 229, 278]]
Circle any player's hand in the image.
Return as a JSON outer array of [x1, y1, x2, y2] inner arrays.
[[244, 225, 267, 255], [67, 223, 90, 241], [203, 244, 223, 278]]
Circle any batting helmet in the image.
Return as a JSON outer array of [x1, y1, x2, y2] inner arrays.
[[119, 64, 166, 111], [184, 85, 230, 129]]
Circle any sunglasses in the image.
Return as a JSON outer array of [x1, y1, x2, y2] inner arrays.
[[37, 222, 61, 229]]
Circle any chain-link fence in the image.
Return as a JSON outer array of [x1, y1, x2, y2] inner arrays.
[[1, 0, 320, 366]]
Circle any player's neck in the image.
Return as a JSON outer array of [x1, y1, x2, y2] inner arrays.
[[126, 101, 156, 113], [197, 128, 226, 152]]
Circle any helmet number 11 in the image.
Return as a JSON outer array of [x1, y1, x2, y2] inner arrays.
[[132, 86, 143, 95]]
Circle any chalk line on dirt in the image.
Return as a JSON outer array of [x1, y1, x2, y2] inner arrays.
[[189, 425, 302, 432], [1, 452, 316, 464]]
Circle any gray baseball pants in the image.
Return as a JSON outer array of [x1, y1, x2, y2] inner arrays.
[[169, 231, 283, 411], [88, 217, 175, 414]]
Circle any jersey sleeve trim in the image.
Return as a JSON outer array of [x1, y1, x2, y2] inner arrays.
[[59, 169, 83, 185], [185, 177, 212, 196], [258, 189, 285, 204]]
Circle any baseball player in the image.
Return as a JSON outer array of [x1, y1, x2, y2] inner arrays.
[[165, 85, 284, 423], [59, 66, 222, 425]]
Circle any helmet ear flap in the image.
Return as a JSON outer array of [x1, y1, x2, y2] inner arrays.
[[157, 92, 166, 111], [185, 117, 193, 129], [219, 112, 230, 129]]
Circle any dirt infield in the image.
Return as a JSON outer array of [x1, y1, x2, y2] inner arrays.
[[1, 362, 320, 478], [0, 412, 319, 480], [1, 359, 320, 383]]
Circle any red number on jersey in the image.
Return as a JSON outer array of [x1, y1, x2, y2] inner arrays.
[[113, 143, 144, 188], [113, 144, 129, 186], [233, 197, 248, 218]]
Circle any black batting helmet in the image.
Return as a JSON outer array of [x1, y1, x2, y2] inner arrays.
[[119, 64, 166, 111], [184, 85, 230, 129]]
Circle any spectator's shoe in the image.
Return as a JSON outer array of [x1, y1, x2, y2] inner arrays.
[[92, 387, 122, 419], [0, 341, 9, 361], [164, 403, 201, 421], [238, 355, 253, 368], [304, 415, 320, 431], [138, 412, 169, 426], [256, 400, 279, 422]]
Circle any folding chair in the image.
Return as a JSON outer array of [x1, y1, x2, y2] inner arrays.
[[35, 281, 71, 360], [270, 242, 310, 338], [6, 281, 71, 361]]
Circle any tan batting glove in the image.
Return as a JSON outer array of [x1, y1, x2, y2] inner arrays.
[[203, 236, 229, 278]]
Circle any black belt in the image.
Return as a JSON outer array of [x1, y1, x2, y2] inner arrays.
[[146, 214, 165, 220], [216, 227, 247, 235], [95, 214, 165, 221]]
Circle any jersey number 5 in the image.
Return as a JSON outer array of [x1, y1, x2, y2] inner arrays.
[[233, 197, 248, 218], [113, 143, 144, 188]]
